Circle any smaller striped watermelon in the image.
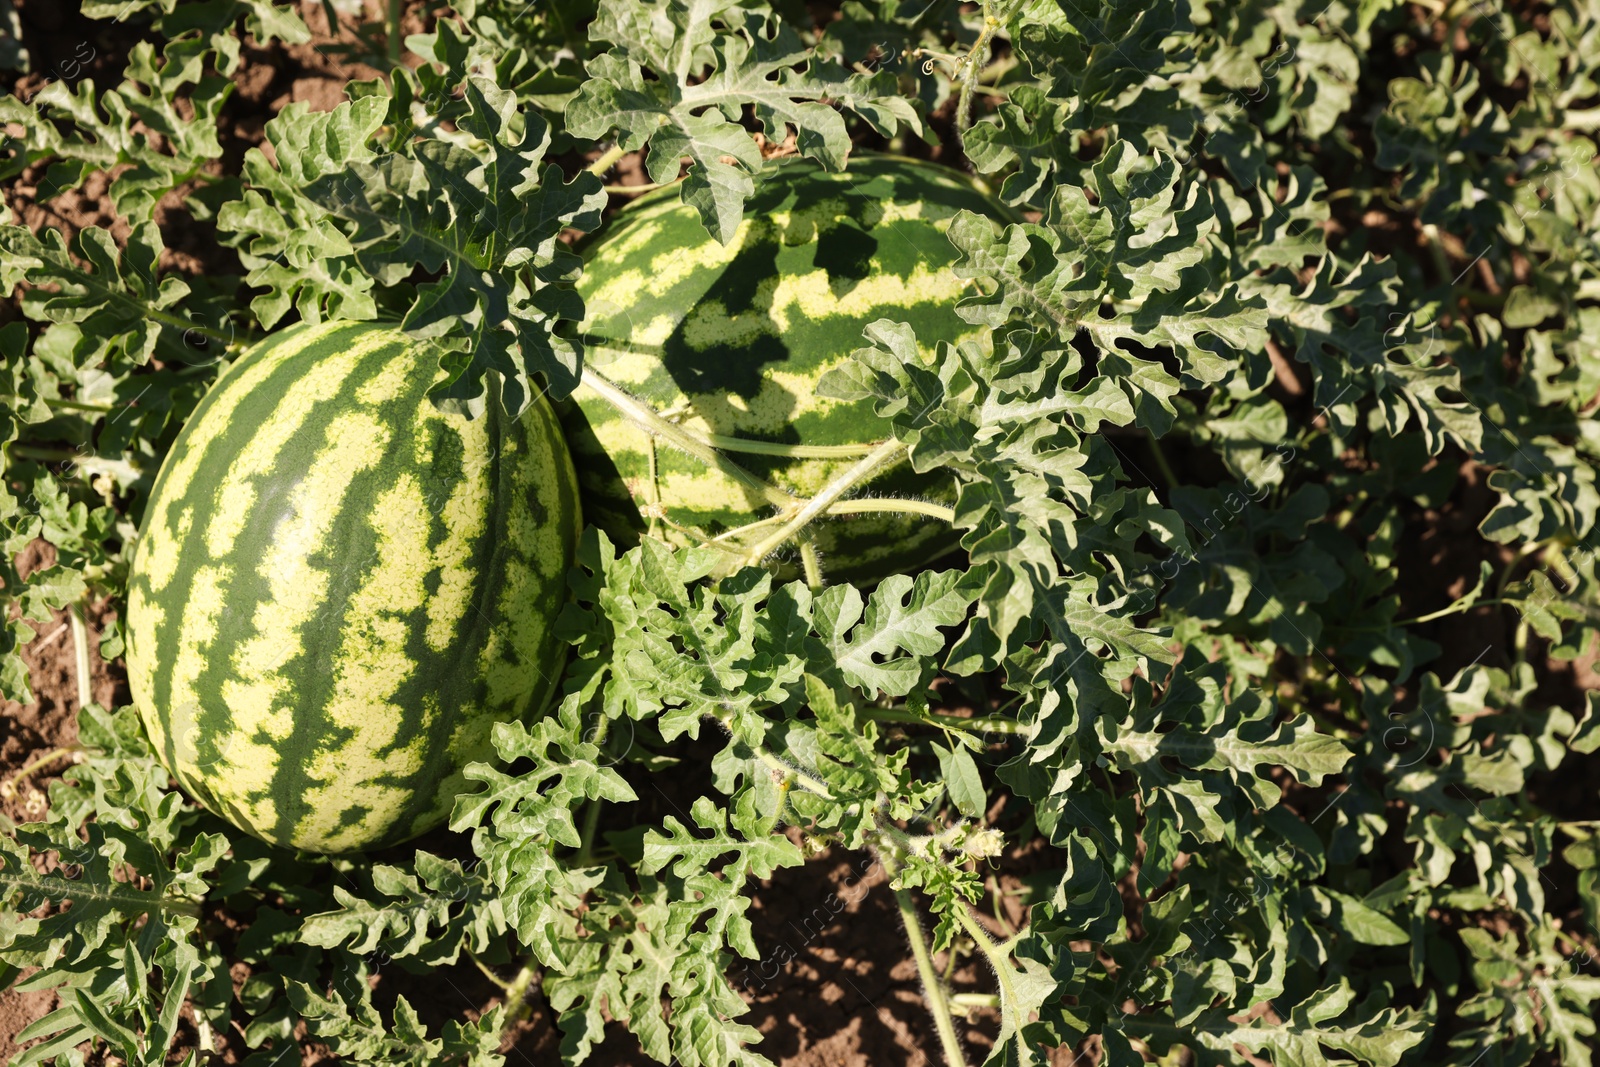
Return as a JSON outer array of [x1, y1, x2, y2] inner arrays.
[[560, 153, 1006, 582], [124, 321, 581, 854]]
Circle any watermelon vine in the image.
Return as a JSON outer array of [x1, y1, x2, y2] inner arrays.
[[3, 0, 1600, 1066]]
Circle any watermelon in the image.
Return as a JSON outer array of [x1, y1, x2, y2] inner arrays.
[[124, 321, 581, 854], [560, 153, 1004, 582]]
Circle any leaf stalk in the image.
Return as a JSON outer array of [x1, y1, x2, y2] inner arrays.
[[864, 708, 1029, 734], [0, 745, 86, 798], [69, 601, 93, 713], [587, 144, 629, 177], [894, 882, 969, 1067]]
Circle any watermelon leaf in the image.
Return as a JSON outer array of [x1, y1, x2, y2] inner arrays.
[[298, 852, 507, 967], [306, 79, 605, 412], [816, 568, 982, 697], [1, 222, 197, 367], [568, 0, 920, 242], [217, 96, 390, 330]]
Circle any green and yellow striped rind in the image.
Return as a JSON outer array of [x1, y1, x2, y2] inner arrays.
[[561, 153, 1004, 582], [124, 321, 581, 854]]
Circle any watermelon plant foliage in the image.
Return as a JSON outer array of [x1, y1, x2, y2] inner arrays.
[[4, 0, 1600, 1065]]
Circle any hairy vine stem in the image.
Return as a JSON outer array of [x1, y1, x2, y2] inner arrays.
[[468, 952, 513, 991], [877, 839, 968, 1067], [953, 907, 1024, 1032], [385, 0, 402, 63], [706, 497, 957, 547], [583, 364, 951, 565], [828, 497, 955, 522], [741, 437, 908, 567], [704, 435, 879, 459], [898, 886, 969, 1067], [0, 745, 85, 798], [3, 395, 116, 414], [951, 992, 1000, 1010], [864, 707, 1028, 734], [575, 717, 611, 867], [1145, 430, 1178, 490], [580, 367, 796, 510], [146, 307, 234, 347], [800, 541, 825, 589], [953, 1, 1021, 139], [741, 734, 834, 800], [500, 962, 540, 1029], [1397, 597, 1509, 626], [605, 181, 670, 196]]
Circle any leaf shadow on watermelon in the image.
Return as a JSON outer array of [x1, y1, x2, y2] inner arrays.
[[655, 179, 883, 404], [550, 393, 653, 545]]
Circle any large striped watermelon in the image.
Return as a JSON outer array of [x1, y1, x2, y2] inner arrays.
[[561, 153, 1004, 582], [124, 321, 580, 854]]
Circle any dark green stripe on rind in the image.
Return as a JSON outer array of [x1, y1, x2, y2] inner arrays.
[[126, 321, 580, 853], [563, 153, 1005, 578], [190, 332, 430, 848], [129, 320, 391, 810]]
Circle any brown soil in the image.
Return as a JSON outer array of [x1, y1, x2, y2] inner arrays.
[[2, 0, 400, 273], [0, 541, 124, 1065], [0, 980, 57, 1067]]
